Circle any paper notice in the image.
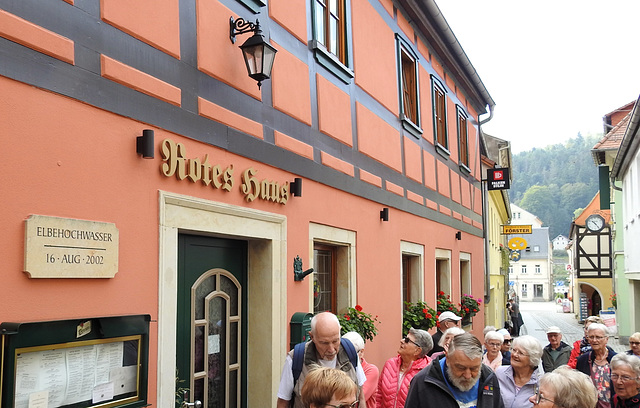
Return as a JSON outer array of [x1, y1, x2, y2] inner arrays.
[[110, 366, 138, 396], [28, 391, 49, 408], [92, 382, 114, 404]]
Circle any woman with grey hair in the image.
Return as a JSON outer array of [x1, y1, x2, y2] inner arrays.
[[529, 365, 597, 408], [483, 330, 505, 371], [430, 327, 465, 360], [496, 335, 543, 408], [626, 332, 640, 358], [376, 328, 433, 408], [610, 354, 640, 408], [577, 322, 617, 408]]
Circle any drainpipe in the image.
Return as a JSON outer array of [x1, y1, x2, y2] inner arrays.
[[479, 103, 496, 306]]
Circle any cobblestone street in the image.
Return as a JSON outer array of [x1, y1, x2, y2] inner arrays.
[[518, 301, 627, 353]]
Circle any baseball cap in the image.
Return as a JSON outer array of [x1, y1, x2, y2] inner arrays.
[[546, 326, 562, 334], [439, 311, 462, 322], [497, 328, 510, 337]]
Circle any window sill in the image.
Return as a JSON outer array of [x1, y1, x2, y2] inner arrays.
[[459, 163, 471, 175], [402, 118, 422, 139], [435, 143, 450, 159], [236, 0, 266, 13], [311, 40, 353, 84]]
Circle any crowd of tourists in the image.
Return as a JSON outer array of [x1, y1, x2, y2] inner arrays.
[[276, 311, 640, 408]]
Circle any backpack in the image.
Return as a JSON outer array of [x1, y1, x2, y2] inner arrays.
[[291, 337, 359, 386]]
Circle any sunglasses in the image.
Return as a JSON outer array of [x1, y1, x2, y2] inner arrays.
[[325, 402, 359, 408], [629, 341, 640, 346], [503, 339, 512, 344], [403, 336, 421, 348]]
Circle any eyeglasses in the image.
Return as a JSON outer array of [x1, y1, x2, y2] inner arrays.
[[611, 374, 638, 383], [533, 389, 559, 406], [629, 341, 640, 346], [510, 348, 529, 357], [487, 342, 502, 348], [503, 339, 512, 344], [403, 337, 421, 348], [325, 401, 359, 408], [587, 336, 606, 341]]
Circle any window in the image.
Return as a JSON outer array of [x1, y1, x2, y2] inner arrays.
[[309, 223, 356, 313], [535, 264, 541, 274], [457, 106, 469, 168], [432, 77, 448, 150], [509, 266, 513, 275], [397, 35, 420, 135], [312, 0, 353, 83], [533, 245, 540, 252], [521, 283, 528, 297], [436, 249, 451, 296], [314, 244, 337, 313], [521, 264, 527, 274]]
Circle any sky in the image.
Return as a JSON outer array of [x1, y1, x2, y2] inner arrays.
[[434, 0, 640, 153]]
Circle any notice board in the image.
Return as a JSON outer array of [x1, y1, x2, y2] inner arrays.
[[1, 315, 149, 408]]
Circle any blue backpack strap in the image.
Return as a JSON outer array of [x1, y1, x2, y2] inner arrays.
[[340, 337, 359, 369], [292, 342, 306, 386]]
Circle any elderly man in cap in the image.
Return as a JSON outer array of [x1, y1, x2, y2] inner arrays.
[[542, 326, 572, 372], [428, 311, 462, 356]]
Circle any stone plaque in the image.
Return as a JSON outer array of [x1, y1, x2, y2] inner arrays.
[[24, 215, 119, 278]]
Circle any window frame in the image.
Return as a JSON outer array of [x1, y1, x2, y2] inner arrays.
[[521, 264, 527, 274], [431, 76, 449, 156], [313, 243, 338, 313], [456, 105, 470, 172], [535, 264, 541, 274], [234, 0, 266, 14], [311, 0, 354, 84], [396, 35, 421, 137]]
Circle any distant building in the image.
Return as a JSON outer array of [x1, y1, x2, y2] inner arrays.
[[552, 235, 569, 251], [508, 204, 553, 301]]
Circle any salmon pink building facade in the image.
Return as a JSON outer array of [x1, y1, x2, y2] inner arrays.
[[0, 0, 494, 407]]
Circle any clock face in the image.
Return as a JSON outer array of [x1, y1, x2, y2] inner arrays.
[[586, 214, 605, 232]]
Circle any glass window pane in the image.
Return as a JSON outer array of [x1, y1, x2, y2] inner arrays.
[[329, 17, 338, 54], [221, 275, 239, 316], [229, 369, 238, 408], [315, 2, 326, 45], [329, 0, 339, 15], [209, 296, 226, 408], [194, 325, 205, 373], [314, 249, 333, 313], [194, 378, 204, 406], [195, 275, 216, 320], [229, 321, 238, 365]]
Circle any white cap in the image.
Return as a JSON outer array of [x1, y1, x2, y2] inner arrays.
[[546, 326, 562, 334], [497, 328, 510, 337], [439, 311, 462, 322]]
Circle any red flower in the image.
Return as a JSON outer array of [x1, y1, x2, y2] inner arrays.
[[426, 313, 432, 318], [439, 291, 445, 296], [344, 314, 350, 320], [437, 301, 441, 305], [355, 305, 363, 312], [422, 308, 428, 314], [465, 307, 469, 312]]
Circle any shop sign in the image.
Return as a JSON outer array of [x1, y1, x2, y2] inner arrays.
[[502, 225, 532, 234], [160, 139, 291, 204], [487, 168, 510, 190], [24, 215, 119, 278]]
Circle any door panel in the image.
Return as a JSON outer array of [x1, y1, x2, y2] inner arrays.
[[177, 234, 247, 408]]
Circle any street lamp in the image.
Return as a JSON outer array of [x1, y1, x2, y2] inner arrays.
[[229, 17, 277, 89]]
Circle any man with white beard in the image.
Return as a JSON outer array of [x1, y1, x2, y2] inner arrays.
[[405, 332, 504, 408]]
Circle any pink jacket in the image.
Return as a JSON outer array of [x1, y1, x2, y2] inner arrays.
[[362, 358, 380, 408], [375, 355, 430, 408]]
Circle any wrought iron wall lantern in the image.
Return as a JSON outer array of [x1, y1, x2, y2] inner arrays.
[[229, 17, 277, 89], [380, 207, 389, 221]]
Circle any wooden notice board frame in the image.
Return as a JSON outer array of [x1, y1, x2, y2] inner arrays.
[[0, 315, 149, 408]]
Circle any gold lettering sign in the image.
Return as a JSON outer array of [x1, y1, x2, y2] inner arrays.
[[160, 138, 290, 205]]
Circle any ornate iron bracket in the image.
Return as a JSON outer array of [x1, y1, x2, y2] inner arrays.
[[293, 255, 314, 281]]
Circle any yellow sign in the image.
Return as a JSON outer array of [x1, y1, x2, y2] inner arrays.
[[508, 237, 528, 250], [502, 225, 532, 234]]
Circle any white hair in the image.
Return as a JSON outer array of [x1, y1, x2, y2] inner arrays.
[[341, 331, 364, 352]]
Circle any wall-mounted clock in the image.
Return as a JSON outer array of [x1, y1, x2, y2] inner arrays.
[[585, 214, 605, 232]]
